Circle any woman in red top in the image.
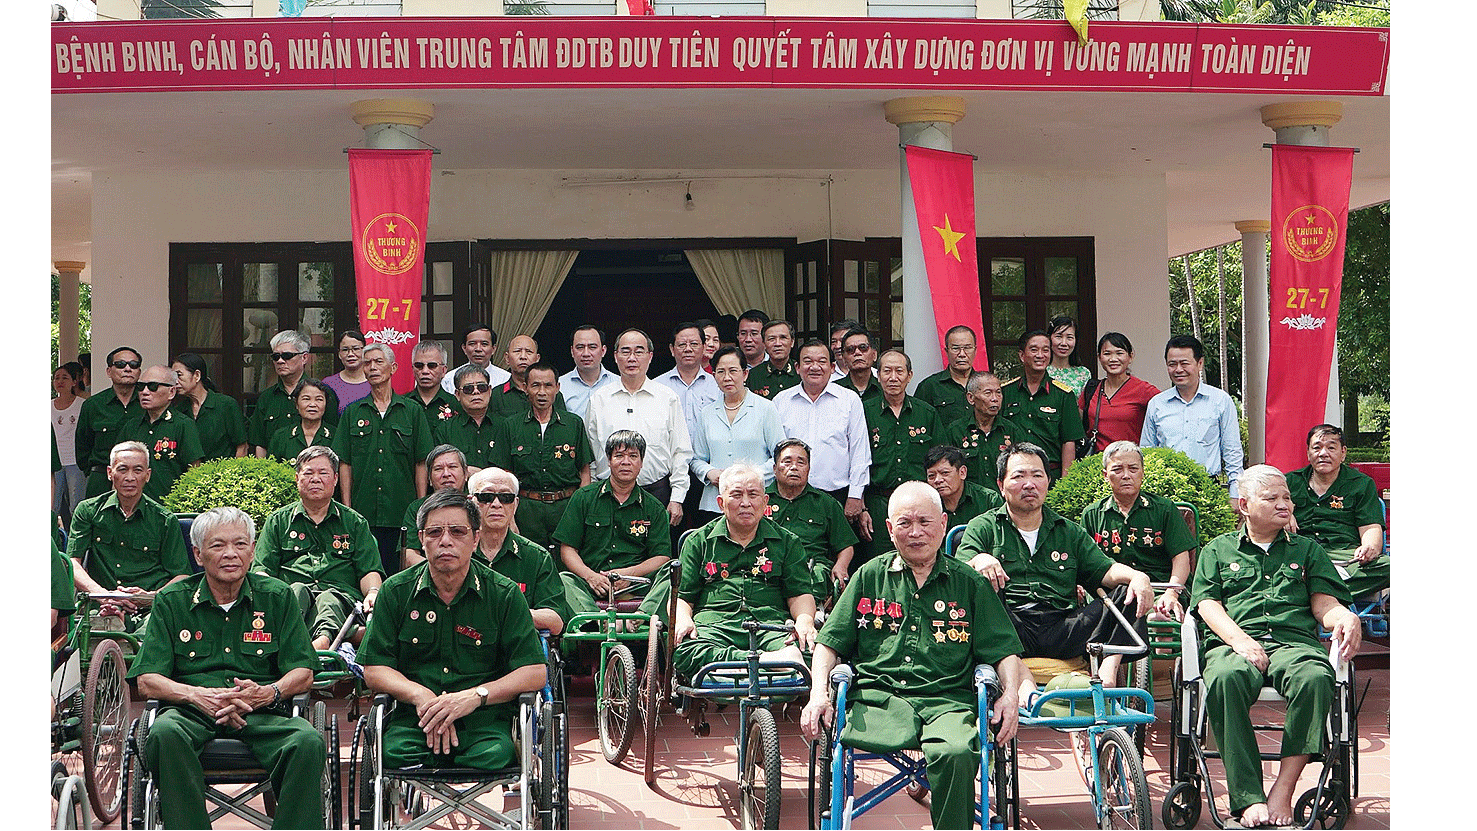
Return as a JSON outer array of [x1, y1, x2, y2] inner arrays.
[[1079, 332, 1161, 454]]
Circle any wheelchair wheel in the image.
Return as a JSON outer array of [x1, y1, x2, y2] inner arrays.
[[311, 701, 341, 830], [598, 643, 639, 764], [1161, 781, 1201, 829], [988, 737, 1020, 830], [126, 718, 154, 830], [641, 616, 664, 786], [53, 771, 88, 830], [538, 699, 557, 829], [349, 716, 375, 829], [739, 707, 782, 830], [80, 636, 130, 824], [1295, 786, 1351, 830], [1095, 727, 1151, 830], [1128, 656, 1153, 754]]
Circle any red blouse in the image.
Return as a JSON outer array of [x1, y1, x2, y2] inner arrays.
[[1080, 375, 1162, 454]]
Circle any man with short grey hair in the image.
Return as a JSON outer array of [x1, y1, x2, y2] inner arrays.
[[249, 329, 340, 455], [401, 444, 471, 570], [409, 340, 463, 424]]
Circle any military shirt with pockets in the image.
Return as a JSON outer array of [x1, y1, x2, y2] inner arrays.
[[551, 480, 672, 573], [954, 504, 1115, 611], [1080, 492, 1197, 583], [863, 395, 941, 491], [1000, 377, 1084, 466], [1190, 529, 1351, 651], [66, 492, 191, 591], [333, 394, 435, 526], [253, 500, 382, 598]]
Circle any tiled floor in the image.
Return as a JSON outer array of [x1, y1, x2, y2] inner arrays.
[[65, 658, 1389, 829]]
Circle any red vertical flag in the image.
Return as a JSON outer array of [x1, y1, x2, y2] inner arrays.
[[349, 149, 431, 394], [905, 146, 989, 370], [1265, 145, 1354, 472]]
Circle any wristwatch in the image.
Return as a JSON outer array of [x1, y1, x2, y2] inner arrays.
[[476, 686, 489, 707]]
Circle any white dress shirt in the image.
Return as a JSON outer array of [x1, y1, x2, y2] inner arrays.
[[585, 377, 694, 500], [559, 366, 618, 420], [772, 383, 872, 499], [442, 362, 511, 394]]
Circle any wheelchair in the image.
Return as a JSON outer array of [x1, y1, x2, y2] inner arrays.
[[50, 592, 135, 826], [348, 691, 548, 829], [51, 758, 93, 831], [1162, 611, 1357, 830], [121, 693, 338, 829], [809, 662, 1013, 830], [1344, 498, 1390, 639]]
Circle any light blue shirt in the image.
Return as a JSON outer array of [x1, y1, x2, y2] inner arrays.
[[1140, 382, 1245, 499], [689, 392, 788, 513], [558, 367, 618, 420], [657, 367, 720, 441]]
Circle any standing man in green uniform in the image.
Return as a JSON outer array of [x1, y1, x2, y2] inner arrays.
[[955, 443, 1153, 703], [924, 445, 1003, 533], [469, 466, 571, 634], [672, 463, 817, 678], [802, 481, 1027, 831], [437, 365, 503, 472], [488, 335, 568, 418], [766, 438, 858, 607], [248, 330, 340, 456], [939, 371, 1019, 490], [53, 538, 77, 634], [253, 446, 382, 650], [335, 344, 434, 578], [553, 430, 674, 618], [120, 365, 205, 501], [129, 506, 325, 830], [1286, 424, 1389, 598], [75, 346, 143, 498], [1000, 331, 1083, 481], [360, 490, 547, 771], [407, 340, 463, 426], [862, 349, 940, 568], [1191, 464, 1361, 828], [493, 362, 592, 552], [67, 441, 192, 621], [402, 445, 471, 570], [913, 325, 979, 427], [835, 327, 883, 404], [745, 319, 800, 399]]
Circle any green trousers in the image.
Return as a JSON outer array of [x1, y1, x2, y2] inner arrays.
[[841, 688, 980, 831], [383, 701, 519, 771], [144, 705, 326, 829], [1203, 642, 1334, 815], [671, 620, 794, 680], [1327, 548, 1391, 598], [560, 572, 672, 626], [288, 583, 355, 643], [514, 498, 570, 555]]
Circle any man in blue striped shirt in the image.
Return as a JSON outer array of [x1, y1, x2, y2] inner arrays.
[[1140, 335, 1244, 503]]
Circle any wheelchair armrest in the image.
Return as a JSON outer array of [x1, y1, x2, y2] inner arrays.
[[288, 692, 311, 718], [1180, 610, 1204, 681], [973, 664, 1002, 700], [828, 663, 854, 688]]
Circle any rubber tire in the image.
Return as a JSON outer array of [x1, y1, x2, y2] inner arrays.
[[1295, 786, 1351, 830], [126, 718, 152, 830], [1161, 781, 1201, 830], [598, 643, 639, 764], [310, 701, 340, 831], [1095, 727, 1152, 830], [538, 700, 557, 829], [807, 720, 833, 831], [54, 773, 86, 830], [991, 736, 1021, 830], [641, 616, 664, 786], [351, 716, 376, 829], [1128, 655, 1153, 754], [739, 707, 782, 830], [81, 636, 130, 824]]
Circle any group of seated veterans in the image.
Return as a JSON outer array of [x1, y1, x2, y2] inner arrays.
[[55, 325, 1385, 830]]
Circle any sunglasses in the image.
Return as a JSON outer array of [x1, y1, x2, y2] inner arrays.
[[270, 351, 304, 362], [413, 361, 442, 370], [460, 383, 492, 395], [109, 359, 142, 370], [420, 525, 473, 539], [473, 491, 516, 505], [137, 380, 175, 392]]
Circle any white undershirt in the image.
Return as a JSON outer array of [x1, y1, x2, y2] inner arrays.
[[1020, 527, 1040, 553], [218, 600, 238, 613]]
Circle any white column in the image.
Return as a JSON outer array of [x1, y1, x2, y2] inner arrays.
[[55, 261, 86, 365], [1235, 222, 1269, 465], [350, 99, 436, 149], [1261, 101, 1344, 427], [885, 96, 966, 392]]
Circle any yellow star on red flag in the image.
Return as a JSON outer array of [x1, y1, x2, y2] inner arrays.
[[933, 214, 966, 262]]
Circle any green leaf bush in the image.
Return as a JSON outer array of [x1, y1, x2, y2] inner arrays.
[[1046, 447, 1237, 545], [164, 456, 298, 530]]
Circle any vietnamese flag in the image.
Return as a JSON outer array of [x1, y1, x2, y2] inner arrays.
[[905, 145, 989, 371], [349, 149, 432, 394]]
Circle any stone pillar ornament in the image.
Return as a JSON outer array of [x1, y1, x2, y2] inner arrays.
[[350, 99, 436, 150], [55, 261, 86, 365], [1235, 221, 1270, 465]]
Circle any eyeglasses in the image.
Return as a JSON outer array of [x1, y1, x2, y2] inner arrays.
[[615, 347, 648, 356], [460, 383, 492, 395], [339, 345, 364, 353], [473, 491, 517, 505], [945, 344, 975, 353], [413, 361, 442, 370], [109, 359, 142, 370], [137, 381, 175, 392], [270, 351, 304, 362], [843, 343, 871, 354], [420, 525, 473, 539]]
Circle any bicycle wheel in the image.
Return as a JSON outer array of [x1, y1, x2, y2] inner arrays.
[[1095, 727, 1151, 830], [81, 636, 129, 824], [641, 616, 664, 786], [598, 643, 638, 764], [1128, 656, 1153, 754], [807, 719, 833, 830], [739, 707, 783, 830]]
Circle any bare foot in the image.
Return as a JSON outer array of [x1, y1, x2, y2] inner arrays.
[[760, 644, 804, 666], [1265, 788, 1297, 826], [1239, 802, 1272, 827]]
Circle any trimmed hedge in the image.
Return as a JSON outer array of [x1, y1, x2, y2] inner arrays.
[[1047, 447, 1237, 545], [164, 456, 298, 530]]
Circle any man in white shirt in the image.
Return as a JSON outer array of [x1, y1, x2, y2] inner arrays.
[[441, 322, 512, 395], [584, 328, 693, 528], [559, 324, 618, 420], [657, 322, 720, 440]]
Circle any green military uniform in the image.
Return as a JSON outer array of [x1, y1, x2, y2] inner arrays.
[[253, 500, 383, 642], [551, 480, 673, 618], [172, 391, 248, 461], [913, 369, 971, 427], [66, 492, 191, 592], [1190, 529, 1351, 816], [835, 374, 883, 405], [75, 389, 142, 498], [120, 409, 206, 502], [435, 411, 505, 471], [249, 380, 340, 451], [265, 422, 334, 464], [862, 395, 940, 564], [938, 416, 1022, 492], [128, 572, 324, 830], [493, 409, 593, 552], [486, 381, 567, 419], [765, 483, 858, 604], [401, 495, 432, 559], [1287, 463, 1390, 597], [1000, 376, 1084, 476], [483, 531, 573, 628], [672, 516, 813, 678], [942, 482, 1004, 536], [412, 387, 463, 428], [1080, 492, 1196, 583], [333, 395, 435, 527], [358, 559, 545, 770], [53, 539, 77, 617], [744, 360, 800, 399], [816, 550, 1023, 831]]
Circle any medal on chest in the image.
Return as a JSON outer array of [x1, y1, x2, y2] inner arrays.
[[750, 549, 773, 577]]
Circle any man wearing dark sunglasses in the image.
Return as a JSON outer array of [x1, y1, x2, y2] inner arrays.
[[119, 365, 205, 501], [75, 345, 144, 499], [409, 340, 463, 424], [247, 330, 340, 455], [469, 467, 570, 635], [437, 365, 504, 473]]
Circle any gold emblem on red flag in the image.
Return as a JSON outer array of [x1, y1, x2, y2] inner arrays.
[[932, 214, 967, 262], [1281, 205, 1339, 263], [362, 212, 422, 275]]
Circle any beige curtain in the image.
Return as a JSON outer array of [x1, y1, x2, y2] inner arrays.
[[684, 248, 786, 318], [486, 249, 580, 343]]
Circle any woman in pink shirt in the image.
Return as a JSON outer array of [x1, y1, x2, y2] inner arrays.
[[1080, 332, 1161, 454]]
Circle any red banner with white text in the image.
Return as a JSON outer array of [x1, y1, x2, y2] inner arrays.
[[350, 149, 431, 394], [905, 145, 989, 371], [1265, 145, 1354, 473]]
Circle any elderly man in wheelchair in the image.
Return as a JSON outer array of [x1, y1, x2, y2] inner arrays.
[[802, 481, 1027, 830], [1189, 464, 1362, 828]]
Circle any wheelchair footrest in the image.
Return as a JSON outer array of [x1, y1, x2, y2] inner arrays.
[[383, 765, 522, 783]]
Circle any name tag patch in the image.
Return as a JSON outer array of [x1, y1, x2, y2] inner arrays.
[[243, 631, 273, 643]]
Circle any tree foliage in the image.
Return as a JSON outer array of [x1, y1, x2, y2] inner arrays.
[[1047, 447, 1239, 544], [51, 273, 92, 370], [1336, 202, 1390, 399]]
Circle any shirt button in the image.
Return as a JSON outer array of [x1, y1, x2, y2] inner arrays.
[[899, 679, 907, 685], [904, 656, 912, 663], [224, 647, 231, 653], [910, 625, 917, 631], [257, 649, 264, 655], [412, 637, 418, 643], [443, 667, 450, 674]]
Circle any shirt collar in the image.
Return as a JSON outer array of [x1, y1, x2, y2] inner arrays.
[[190, 572, 257, 608], [598, 479, 645, 508], [288, 499, 342, 523], [412, 559, 485, 600], [885, 551, 952, 588]]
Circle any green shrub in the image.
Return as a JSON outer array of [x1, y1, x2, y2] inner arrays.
[[164, 456, 298, 530], [1345, 447, 1390, 464], [1047, 447, 1238, 545]]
